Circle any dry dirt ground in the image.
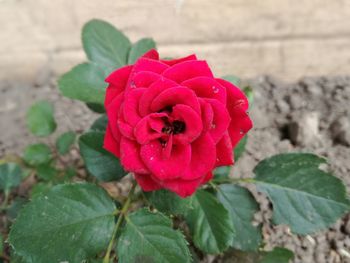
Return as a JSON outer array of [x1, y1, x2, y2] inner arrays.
[[0, 72, 350, 263]]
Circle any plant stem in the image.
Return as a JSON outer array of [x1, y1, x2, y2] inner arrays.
[[102, 181, 137, 263], [212, 177, 256, 184], [0, 191, 10, 211]]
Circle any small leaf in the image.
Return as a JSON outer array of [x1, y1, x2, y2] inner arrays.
[[146, 189, 193, 216], [26, 101, 56, 137], [58, 62, 108, 104], [36, 163, 58, 181], [82, 19, 131, 69], [91, 115, 108, 132], [260, 247, 294, 263], [23, 144, 52, 166], [234, 135, 247, 161], [0, 233, 3, 256], [186, 190, 234, 254], [128, 38, 156, 64], [56, 131, 76, 155], [9, 183, 116, 263], [0, 163, 22, 193], [222, 75, 241, 86], [79, 131, 127, 181], [217, 184, 262, 251], [118, 208, 191, 263], [254, 153, 350, 234], [86, 102, 105, 113]]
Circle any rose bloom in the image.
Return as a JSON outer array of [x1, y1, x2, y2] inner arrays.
[[103, 50, 252, 197]]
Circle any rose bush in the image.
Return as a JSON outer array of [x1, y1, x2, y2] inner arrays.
[[104, 49, 252, 197]]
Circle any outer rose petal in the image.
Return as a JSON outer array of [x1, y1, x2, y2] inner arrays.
[[161, 177, 203, 198], [120, 137, 149, 174], [135, 173, 162, 191], [142, 49, 159, 60], [105, 65, 133, 107], [163, 60, 214, 84], [182, 133, 216, 180], [140, 140, 191, 180], [205, 98, 231, 143], [215, 132, 233, 166], [106, 93, 124, 139], [161, 54, 197, 66], [201, 172, 213, 185], [182, 77, 227, 104], [103, 124, 121, 157], [130, 57, 169, 77], [133, 71, 161, 88], [199, 99, 214, 132], [122, 88, 146, 126]]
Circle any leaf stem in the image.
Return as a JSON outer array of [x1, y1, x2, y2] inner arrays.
[[102, 181, 137, 263], [0, 191, 10, 211], [212, 177, 256, 184]]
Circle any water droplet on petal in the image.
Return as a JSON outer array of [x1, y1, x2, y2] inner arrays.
[[212, 86, 219, 94]]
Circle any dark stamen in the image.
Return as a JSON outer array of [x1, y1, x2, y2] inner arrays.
[[173, 121, 186, 134]]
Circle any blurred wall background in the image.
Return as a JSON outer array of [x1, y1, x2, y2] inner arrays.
[[1, 0, 350, 82]]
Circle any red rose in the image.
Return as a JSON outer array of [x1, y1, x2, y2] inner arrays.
[[103, 50, 252, 197]]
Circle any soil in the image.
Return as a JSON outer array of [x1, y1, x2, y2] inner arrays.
[[1, 72, 350, 263]]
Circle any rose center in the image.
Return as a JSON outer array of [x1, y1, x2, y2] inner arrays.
[[161, 120, 186, 135]]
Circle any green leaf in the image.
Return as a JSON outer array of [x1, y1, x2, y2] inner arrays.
[[9, 183, 116, 263], [128, 38, 156, 64], [0, 163, 22, 193], [30, 182, 52, 198], [146, 189, 193, 216], [118, 208, 191, 263], [82, 19, 131, 69], [7, 198, 27, 221], [0, 233, 3, 256], [243, 86, 254, 107], [186, 190, 234, 254], [260, 247, 294, 263], [58, 62, 108, 104], [91, 115, 108, 132], [254, 153, 350, 234], [36, 163, 58, 181], [79, 131, 127, 181], [213, 166, 231, 180], [86, 102, 105, 113], [56, 131, 76, 155], [26, 101, 56, 137], [222, 75, 241, 86], [234, 135, 247, 161], [23, 144, 52, 166], [217, 185, 262, 251]]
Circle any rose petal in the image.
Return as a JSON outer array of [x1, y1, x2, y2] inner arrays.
[[133, 71, 161, 88], [161, 177, 203, 198], [215, 132, 233, 166], [142, 49, 159, 60], [134, 113, 168, 145], [201, 172, 213, 185], [103, 124, 121, 157], [205, 98, 231, 143], [181, 133, 216, 180], [171, 104, 202, 144], [134, 173, 162, 191], [199, 99, 214, 132], [151, 86, 201, 114], [182, 77, 226, 104], [139, 78, 179, 116], [122, 88, 146, 126], [106, 93, 124, 139], [140, 140, 191, 180], [163, 60, 213, 83], [131, 57, 169, 76], [161, 54, 197, 66], [120, 137, 149, 174]]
